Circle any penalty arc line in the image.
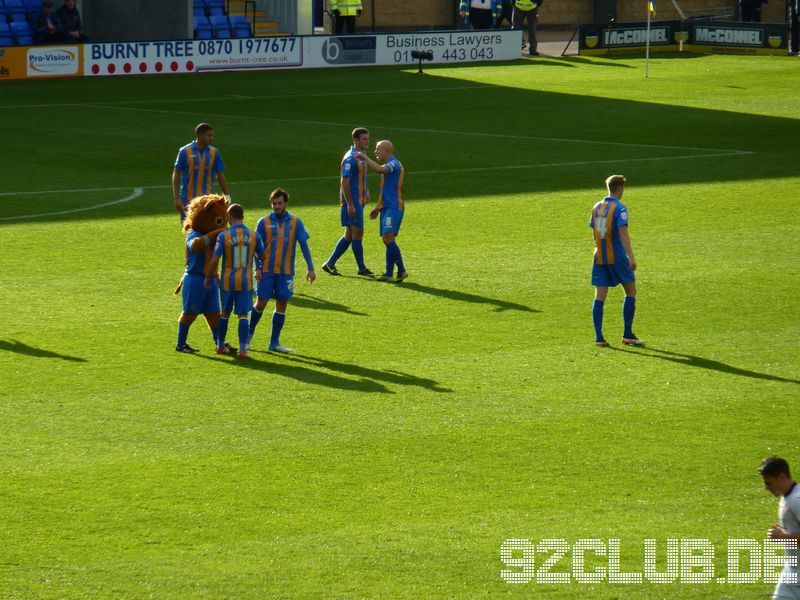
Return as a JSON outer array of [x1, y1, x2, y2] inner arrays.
[[0, 187, 144, 221]]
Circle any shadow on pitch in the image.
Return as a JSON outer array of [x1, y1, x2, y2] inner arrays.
[[274, 353, 453, 393], [614, 346, 800, 385], [193, 351, 393, 393], [0, 339, 87, 362], [542, 55, 635, 69], [375, 280, 539, 313], [291, 293, 368, 316]]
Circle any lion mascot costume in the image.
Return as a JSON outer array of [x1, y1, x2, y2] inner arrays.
[[174, 194, 229, 353]]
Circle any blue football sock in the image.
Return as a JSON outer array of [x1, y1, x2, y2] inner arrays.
[[249, 306, 263, 337], [238, 317, 249, 350], [177, 322, 190, 347], [592, 300, 605, 342], [623, 296, 636, 338], [384, 243, 395, 277], [326, 237, 350, 267], [270, 311, 286, 347], [216, 317, 229, 349], [389, 241, 405, 273], [352, 239, 366, 271]]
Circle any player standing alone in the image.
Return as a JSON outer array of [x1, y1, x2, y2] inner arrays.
[[590, 175, 643, 347]]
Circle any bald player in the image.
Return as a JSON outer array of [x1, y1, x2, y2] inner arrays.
[[358, 140, 408, 283]]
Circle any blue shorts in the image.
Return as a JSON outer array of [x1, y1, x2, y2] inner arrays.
[[182, 273, 220, 314], [592, 263, 635, 287], [220, 289, 254, 315], [378, 208, 404, 237], [257, 274, 294, 302], [340, 203, 365, 229]]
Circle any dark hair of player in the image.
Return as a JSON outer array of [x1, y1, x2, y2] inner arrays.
[[227, 203, 244, 220], [270, 187, 289, 204], [758, 456, 791, 478], [195, 122, 213, 137]]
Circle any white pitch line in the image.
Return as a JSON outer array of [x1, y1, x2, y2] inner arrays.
[[0, 187, 144, 221], [0, 151, 752, 200], [84, 102, 748, 154]]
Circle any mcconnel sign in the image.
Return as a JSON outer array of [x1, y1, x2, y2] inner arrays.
[[579, 19, 787, 55]]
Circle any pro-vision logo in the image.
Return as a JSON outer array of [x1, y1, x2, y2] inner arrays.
[[27, 46, 79, 76], [321, 36, 376, 64]]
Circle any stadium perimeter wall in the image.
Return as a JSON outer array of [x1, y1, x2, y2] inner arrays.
[[81, 0, 189, 42], [359, 0, 787, 31]]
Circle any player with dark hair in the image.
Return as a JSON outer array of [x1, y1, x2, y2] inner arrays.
[[172, 122, 230, 222], [321, 127, 374, 277], [205, 204, 264, 359], [358, 140, 408, 282], [590, 174, 642, 347], [758, 456, 800, 599], [248, 188, 316, 354]]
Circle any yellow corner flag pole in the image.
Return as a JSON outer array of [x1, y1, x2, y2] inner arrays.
[[645, 0, 655, 78]]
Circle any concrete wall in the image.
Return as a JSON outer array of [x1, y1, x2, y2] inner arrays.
[[81, 0, 190, 42]]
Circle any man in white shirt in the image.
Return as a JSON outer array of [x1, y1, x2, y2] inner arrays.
[[760, 456, 800, 599]]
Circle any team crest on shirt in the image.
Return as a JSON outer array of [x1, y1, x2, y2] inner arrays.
[[344, 163, 351, 172], [620, 210, 628, 222]]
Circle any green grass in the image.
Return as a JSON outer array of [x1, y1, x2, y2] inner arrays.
[[1, 53, 799, 598]]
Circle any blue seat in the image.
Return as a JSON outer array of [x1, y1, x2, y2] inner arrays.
[[4, 0, 25, 20], [194, 15, 213, 39], [229, 15, 251, 38], [0, 21, 12, 46], [209, 15, 231, 38], [10, 19, 33, 44], [193, 6, 206, 19], [206, 0, 225, 17]]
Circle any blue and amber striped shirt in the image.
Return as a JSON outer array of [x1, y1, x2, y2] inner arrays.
[[589, 197, 629, 266], [174, 141, 226, 204], [255, 212, 312, 276], [213, 224, 261, 292], [340, 145, 368, 207]]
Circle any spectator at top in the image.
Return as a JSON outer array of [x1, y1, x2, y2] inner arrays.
[[56, 0, 89, 42], [34, 0, 61, 44]]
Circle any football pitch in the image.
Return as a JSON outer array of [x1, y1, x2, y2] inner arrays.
[[1, 52, 799, 598]]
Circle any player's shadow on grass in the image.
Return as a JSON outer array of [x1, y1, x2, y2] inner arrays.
[[275, 353, 453, 393], [0, 339, 87, 362], [617, 346, 800, 385], [193, 352, 393, 393], [291, 293, 368, 316], [384, 281, 539, 313]]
